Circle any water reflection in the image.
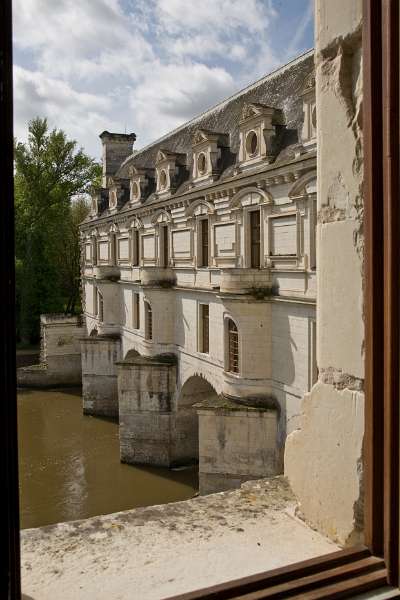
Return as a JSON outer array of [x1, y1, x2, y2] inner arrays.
[[18, 388, 198, 529]]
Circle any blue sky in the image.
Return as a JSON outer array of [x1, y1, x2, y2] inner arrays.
[[13, 0, 314, 158]]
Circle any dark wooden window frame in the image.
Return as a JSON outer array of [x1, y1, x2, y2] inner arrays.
[[199, 304, 210, 354], [199, 217, 209, 268], [145, 301, 153, 341], [249, 209, 261, 269], [161, 224, 169, 268], [227, 318, 239, 374], [1, 0, 399, 598], [132, 229, 140, 266]]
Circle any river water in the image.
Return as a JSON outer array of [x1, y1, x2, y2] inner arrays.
[[18, 388, 198, 529]]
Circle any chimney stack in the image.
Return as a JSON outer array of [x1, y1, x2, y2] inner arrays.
[[99, 131, 136, 187]]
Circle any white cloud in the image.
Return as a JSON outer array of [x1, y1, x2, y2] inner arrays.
[[12, 0, 312, 158], [130, 61, 236, 142]]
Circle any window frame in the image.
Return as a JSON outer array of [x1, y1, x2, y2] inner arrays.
[[144, 300, 153, 341], [225, 317, 240, 375], [2, 1, 400, 598], [198, 303, 210, 354]]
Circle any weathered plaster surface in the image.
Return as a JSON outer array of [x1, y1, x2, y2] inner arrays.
[[21, 477, 338, 600], [285, 383, 364, 545], [285, 0, 365, 546]]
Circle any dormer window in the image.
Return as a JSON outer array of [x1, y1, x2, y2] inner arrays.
[[109, 189, 117, 209], [300, 73, 316, 147], [159, 169, 168, 190], [107, 178, 129, 211], [191, 129, 229, 185], [238, 103, 283, 168], [197, 152, 207, 175], [155, 149, 186, 196], [245, 130, 259, 157], [131, 181, 139, 201], [128, 166, 154, 204]]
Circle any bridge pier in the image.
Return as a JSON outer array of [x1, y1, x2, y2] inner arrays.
[[80, 334, 121, 419]]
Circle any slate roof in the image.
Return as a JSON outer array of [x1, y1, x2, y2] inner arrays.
[[116, 49, 314, 180], [91, 50, 314, 219]]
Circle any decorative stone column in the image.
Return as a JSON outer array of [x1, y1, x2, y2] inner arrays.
[[196, 396, 279, 495], [80, 333, 121, 418]]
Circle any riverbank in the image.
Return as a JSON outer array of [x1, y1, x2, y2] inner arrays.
[[21, 476, 338, 600]]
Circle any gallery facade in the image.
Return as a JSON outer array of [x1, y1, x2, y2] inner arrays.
[[79, 50, 317, 494]]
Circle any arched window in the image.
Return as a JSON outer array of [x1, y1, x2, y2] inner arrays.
[[227, 318, 239, 373], [145, 301, 152, 340]]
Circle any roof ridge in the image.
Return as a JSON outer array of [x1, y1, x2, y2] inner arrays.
[[120, 49, 314, 168]]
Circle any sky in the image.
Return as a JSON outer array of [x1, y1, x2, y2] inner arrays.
[[13, 0, 314, 159]]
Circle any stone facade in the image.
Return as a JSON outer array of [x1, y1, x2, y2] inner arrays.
[[80, 51, 318, 493]]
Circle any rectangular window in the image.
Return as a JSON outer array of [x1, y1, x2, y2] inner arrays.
[[145, 302, 152, 340], [98, 291, 104, 322], [133, 230, 140, 266], [199, 218, 209, 267], [133, 293, 140, 329], [162, 225, 169, 267], [250, 210, 261, 268], [200, 304, 209, 353]]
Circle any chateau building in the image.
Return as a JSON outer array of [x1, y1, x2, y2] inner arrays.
[[80, 50, 317, 493]]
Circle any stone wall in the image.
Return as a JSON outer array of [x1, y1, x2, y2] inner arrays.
[[17, 314, 85, 388], [197, 401, 279, 494], [285, 0, 364, 546], [118, 354, 178, 466], [81, 334, 121, 418]]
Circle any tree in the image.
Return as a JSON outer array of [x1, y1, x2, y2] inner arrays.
[[55, 196, 90, 315], [14, 117, 101, 343]]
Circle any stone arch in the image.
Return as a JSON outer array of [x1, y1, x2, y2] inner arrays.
[[288, 170, 317, 198], [128, 216, 143, 230], [178, 373, 219, 408], [151, 209, 172, 225], [172, 374, 219, 464], [186, 198, 214, 218], [229, 186, 273, 210], [123, 348, 140, 361]]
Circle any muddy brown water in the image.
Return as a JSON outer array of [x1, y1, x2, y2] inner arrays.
[[18, 388, 198, 529]]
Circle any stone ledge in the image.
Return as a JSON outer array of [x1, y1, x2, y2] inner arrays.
[[194, 393, 279, 413], [20, 475, 338, 600]]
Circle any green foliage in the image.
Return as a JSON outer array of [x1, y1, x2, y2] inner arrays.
[[15, 117, 101, 343]]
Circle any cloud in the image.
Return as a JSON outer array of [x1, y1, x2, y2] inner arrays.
[[130, 61, 236, 142], [13, 0, 313, 157], [13, 66, 119, 155]]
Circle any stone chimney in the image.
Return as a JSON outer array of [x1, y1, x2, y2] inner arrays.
[[99, 131, 136, 187]]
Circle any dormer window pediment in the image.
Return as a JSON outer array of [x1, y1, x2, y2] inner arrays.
[[238, 102, 284, 168]]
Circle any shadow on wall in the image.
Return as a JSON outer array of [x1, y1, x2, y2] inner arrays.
[[174, 375, 219, 462]]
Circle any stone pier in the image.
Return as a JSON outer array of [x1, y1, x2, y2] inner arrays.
[[17, 314, 85, 387], [197, 396, 280, 495], [117, 353, 179, 466], [80, 334, 121, 418]]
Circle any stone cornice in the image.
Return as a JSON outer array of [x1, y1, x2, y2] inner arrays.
[[80, 151, 316, 231]]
